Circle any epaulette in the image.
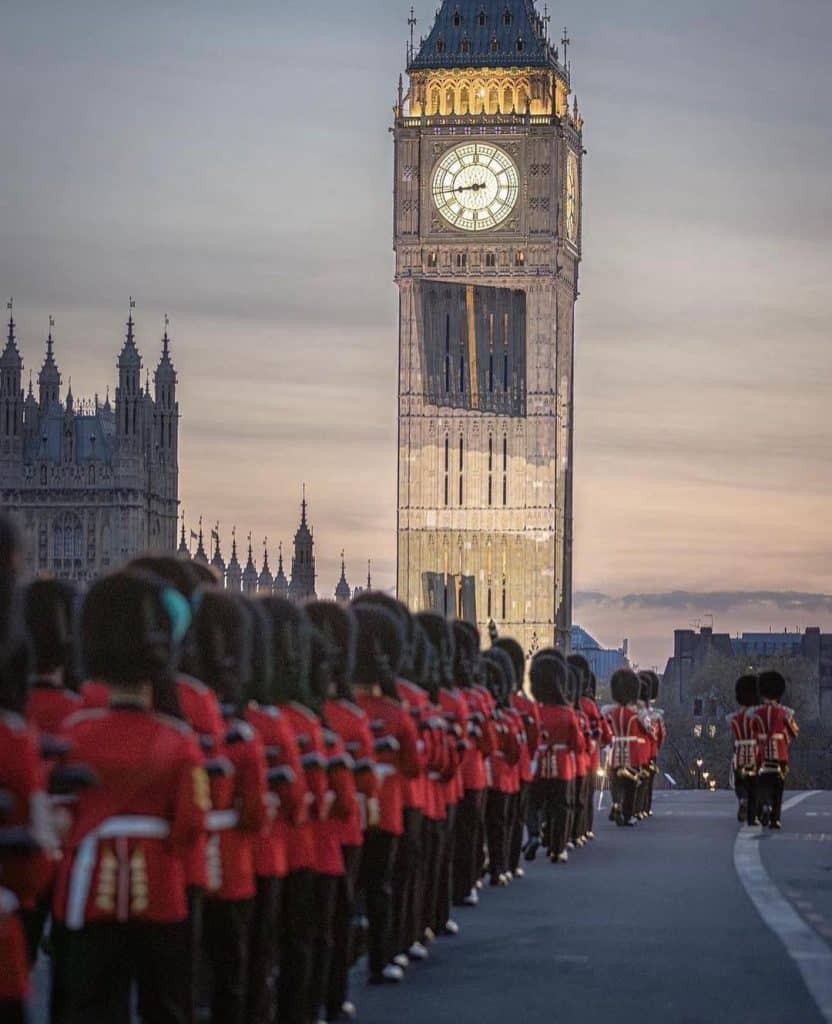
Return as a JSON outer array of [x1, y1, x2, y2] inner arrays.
[[337, 699, 365, 718], [152, 712, 196, 738], [62, 707, 109, 729], [225, 721, 256, 745], [177, 674, 211, 696], [288, 701, 317, 722], [0, 709, 27, 733]]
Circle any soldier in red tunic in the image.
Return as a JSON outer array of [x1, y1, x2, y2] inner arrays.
[[482, 647, 521, 885], [750, 670, 799, 830], [190, 590, 268, 1024], [351, 603, 421, 986], [727, 674, 760, 825], [603, 669, 651, 827], [52, 570, 208, 1024], [24, 579, 81, 738]]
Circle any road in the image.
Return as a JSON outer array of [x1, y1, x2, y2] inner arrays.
[[355, 790, 832, 1024]]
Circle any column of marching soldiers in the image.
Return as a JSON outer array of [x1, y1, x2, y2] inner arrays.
[[0, 514, 668, 1024]]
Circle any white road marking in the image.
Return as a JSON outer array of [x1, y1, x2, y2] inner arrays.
[[734, 791, 832, 1024]]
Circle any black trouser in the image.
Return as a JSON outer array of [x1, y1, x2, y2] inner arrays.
[[326, 844, 362, 1021], [434, 802, 457, 932], [202, 897, 253, 1024], [542, 778, 573, 857], [420, 815, 443, 935], [52, 919, 191, 1024], [308, 873, 338, 1022], [485, 789, 509, 880], [277, 870, 314, 1024], [611, 770, 638, 823], [0, 1000, 26, 1024], [571, 775, 588, 842], [585, 773, 596, 834], [758, 764, 787, 824], [508, 784, 530, 872], [734, 770, 758, 825], [392, 807, 423, 956], [453, 789, 485, 904], [20, 892, 50, 966], [646, 762, 657, 814], [246, 876, 282, 1024], [526, 779, 544, 844], [357, 828, 398, 977]]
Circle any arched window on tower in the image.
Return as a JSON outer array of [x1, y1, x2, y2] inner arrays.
[[444, 315, 451, 393], [429, 88, 440, 115], [503, 9, 513, 26], [517, 85, 529, 112], [488, 85, 499, 113], [458, 434, 464, 505], [444, 86, 455, 114], [460, 85, 470, 112], [444, 434, 450, 506], [488, 434, 493, 506], [503, 85, 514, 113]]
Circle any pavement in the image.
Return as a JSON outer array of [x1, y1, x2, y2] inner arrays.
[[354, 789, 832, 1024], [27, 790, 832, 1023]]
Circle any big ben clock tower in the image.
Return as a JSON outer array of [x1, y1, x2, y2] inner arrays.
[[394, 0, 583, 654]]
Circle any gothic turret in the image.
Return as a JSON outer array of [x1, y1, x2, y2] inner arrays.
[[335, 551, 352, 603], [115, 300, 143, 442], [258, 540, 274, 593], [0, 302, 24, 456], [274, 542, 289, 599], [177, 514, 190, 558], [242, 534, 258, 595], [226, 528, 242, 592], [211, 525, 226, 584], [193, 518, 208, 565], [289, 487, 317, 604], [154, 316, 178, 459], [37, 318, 61, 409]]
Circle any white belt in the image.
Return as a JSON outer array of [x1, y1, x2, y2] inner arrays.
[[428, 771, 443, 782], [66, 815, 170, 931], [374, 764, 396, 780], [736, 739, 756, 747], [206, 809, 240, 832], [614, 736, 641, 743]]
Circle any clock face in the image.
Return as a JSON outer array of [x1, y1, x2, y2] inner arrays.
[[431, 143, 519, 232], [566, 150, 579, 243]]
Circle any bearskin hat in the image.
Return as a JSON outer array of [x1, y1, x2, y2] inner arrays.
[[529, 651, 568, 706], [239, 596, 274, 706], [610, 668, 640, 706], [352, 603, 403, 697], [492, 637, 525, 692], [758, 669, 786, 702], [568, 653, 591, 697], [258, 596, 311, 705], [24, 578, 76, 677], [735, 673, 759, 708], [353, 592, 414, 675], [483, 646, 516, 706], [452, 619, 478, 688], [306, 601, 356, 702], [191, 591, 252, 707], [637, 671, 652, 704], [416, 612, 455, 691], [81, 570, 185, 691], [306, 625, 334, 712], [643, 670, 660, 703], [190, 560, 221, 588], [130, 556, 199, 600], [588, 672, 599, 700]]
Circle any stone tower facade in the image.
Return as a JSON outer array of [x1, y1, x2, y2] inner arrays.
[[394, 0, 584, 652], [0, 303, 180, 581], [288, 489, 317, 603]]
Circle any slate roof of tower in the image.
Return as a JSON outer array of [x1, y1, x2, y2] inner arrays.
[[408, 0, 560, 72]]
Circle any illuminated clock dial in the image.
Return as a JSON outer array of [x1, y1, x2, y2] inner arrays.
[[566, 149, 579, 243], [431, 143, 519, 232]]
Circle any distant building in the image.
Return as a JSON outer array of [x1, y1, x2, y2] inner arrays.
[[0, 302, 179, 581], [663, 625, 832, 724], [570, 625, 630, 684]]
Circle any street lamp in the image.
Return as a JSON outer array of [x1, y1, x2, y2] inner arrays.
[[695, 758, 704, 790]]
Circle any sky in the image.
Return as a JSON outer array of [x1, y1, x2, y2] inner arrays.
[[1, 0, 830, 669]]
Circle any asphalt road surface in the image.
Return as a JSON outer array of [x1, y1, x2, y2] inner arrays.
[[28, 790, 832, 1024], [355, 789, 832, 1024]]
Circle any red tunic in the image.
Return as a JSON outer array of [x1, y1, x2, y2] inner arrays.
[[573, 706, 591, 777], [488, 708, 523, 794], [206, 720, 267, 901], [80, 680, 110, 709], [26, 681, 82, 737], [175, 675, 225, 890], [356, 694, 420, 837], [53, 705, 207, 927], [438, 687, 469, 805], [317, 725, 358, 876], [603, 705, 650, 770], [536, 706, 583, 781], [282, 702, 330, 873], [0, 905, 29, 1000], [512, 691, 540, 784], [0, 711, 54, 911], [727, 709, 759, 773], [325, 698, 379, 845], [579, 696, 609, 774], [460, 686, 497, 792], [246, 703, 307, 879], [750, 703, 799, 765], [395, 679, 429, 813]]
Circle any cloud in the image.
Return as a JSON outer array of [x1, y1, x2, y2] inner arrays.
[[575, 590, 832, 615]]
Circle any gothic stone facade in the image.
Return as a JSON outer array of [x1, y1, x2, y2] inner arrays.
[[395, 0, 583, 652], [0, 308, 179, 581]]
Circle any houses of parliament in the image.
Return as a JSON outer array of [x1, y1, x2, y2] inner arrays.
[[0, 302, 366, 603]]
